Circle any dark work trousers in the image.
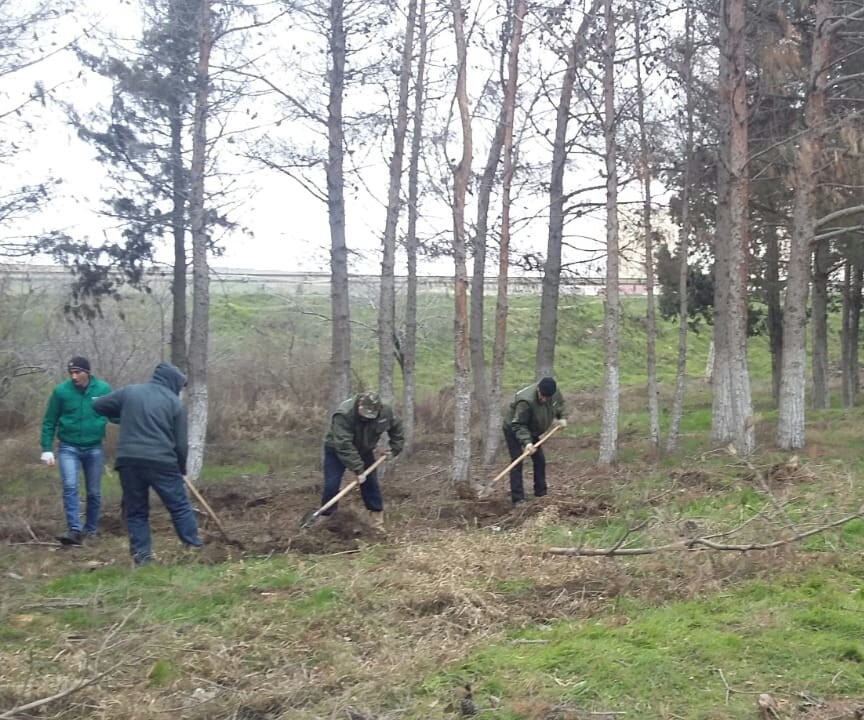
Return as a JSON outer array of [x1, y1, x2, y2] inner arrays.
[[320, 445, 383, 514], [118, 464, 202, 566], [502, 426, 547, 503]]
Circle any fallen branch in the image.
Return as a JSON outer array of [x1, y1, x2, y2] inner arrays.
[[545, 507, 864, 557], [0, 666, 116, 719]]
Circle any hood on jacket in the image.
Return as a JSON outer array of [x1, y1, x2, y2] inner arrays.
[[152, 362, 187, 395]]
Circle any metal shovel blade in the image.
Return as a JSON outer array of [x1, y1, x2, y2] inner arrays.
[[299, 509, 320, 529]]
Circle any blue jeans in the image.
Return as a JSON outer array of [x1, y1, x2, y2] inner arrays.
[[118, 465, 202, 565], [57, 443, 104, 533], [321, 446, 383, 513]]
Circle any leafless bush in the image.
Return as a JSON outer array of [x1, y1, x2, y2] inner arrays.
[[206, 331, 331, 443], [414, 386, 455, 434]]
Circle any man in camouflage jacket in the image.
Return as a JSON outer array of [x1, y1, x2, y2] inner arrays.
[[501, 376, 567, 504], [321, 391, 404, 528]]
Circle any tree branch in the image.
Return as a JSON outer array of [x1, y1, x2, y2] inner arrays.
[[545, 506, 864, 556]]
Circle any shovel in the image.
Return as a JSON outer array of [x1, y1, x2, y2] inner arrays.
[[300, 453, 389, 528], [478, 422, 563, 499], [183, 476, 245, 549]]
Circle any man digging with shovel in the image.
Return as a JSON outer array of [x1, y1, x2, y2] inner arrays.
[[502, 376, 567, 506], [318, 391, 404, 531]]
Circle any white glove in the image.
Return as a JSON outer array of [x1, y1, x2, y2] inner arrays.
[[524, 443, 535, 455], [356, 471, 367, 485], [557, 418, 568, 428], [41, 451, 55, 466]]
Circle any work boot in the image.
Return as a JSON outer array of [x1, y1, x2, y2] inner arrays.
[[366, 510, 385, 531], [57, 530, 83, 546]]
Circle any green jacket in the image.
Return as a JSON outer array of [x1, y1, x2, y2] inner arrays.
[[324, 396, 405, 473], [502, 381, 567, 448], [40, 376, 112, 451]]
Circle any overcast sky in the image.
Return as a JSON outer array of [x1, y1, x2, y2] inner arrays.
[[0, 0, 666, 279]]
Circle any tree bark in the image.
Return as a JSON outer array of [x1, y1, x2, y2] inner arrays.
[[811, 239, 831, 409], [169, 104, 187, 373], [402, 0, 427, 457], [185, 0, 211, 483], [666, 0, 694, 453], [328, 0, 351, 411], [632, 0, 658, 453], [764, 222, 783, 406], [484, 0, 526, 466], [777, 0, 831, 449], [598, 0, 619, 466], [378, 0, 417, 405], [470, 116, 504, 446], [712, 0, 754, 455], [450, 0, 473, 487], [535, 0, 600, 377]]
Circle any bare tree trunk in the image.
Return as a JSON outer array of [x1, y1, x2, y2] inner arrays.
[[328, 0, 351, 411], [777, 0, 830, 450], [450, 0, 473, 487], [666, 0, 694, 453], [471, 118, 504, 443], [842, 260, 853, 406], [811, 239, 830, 408], [169, 106, 187, 372], [853, 264, 862, 401], [483, 0, 526, 466], [402, 0, 427, 457], [632, 0, 658, 452], [598, 0, 619, 466], [185, 0, 211, 483], [378, 0, 417, 405], [842, 260, 862, 407], [713, 0, 754, 455], [764, 221, 783, 406], [535, 1, 600, 377]]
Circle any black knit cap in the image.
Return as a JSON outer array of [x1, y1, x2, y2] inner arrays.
[[67, 356, 91, 374], [538, 377, 557, 397]]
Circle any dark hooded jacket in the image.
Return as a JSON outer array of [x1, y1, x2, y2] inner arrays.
[[92, 363, 188, 474]]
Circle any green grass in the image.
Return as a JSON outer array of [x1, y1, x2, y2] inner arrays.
[[420, 565, 864, 718]]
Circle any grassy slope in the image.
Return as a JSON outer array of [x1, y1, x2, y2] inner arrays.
[[3, 293, 864, 719]]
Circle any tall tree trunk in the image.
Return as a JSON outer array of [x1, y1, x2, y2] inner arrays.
[[378, 0, 417, 404], [328, 0, 351, 411], [852, 264, 862, 402], [632, 0, 659, 452], [713, 0, 754, 455], [841, 260, 852, 406], [450, 0, 473, 487], [598, 0, 620, 466], [484, 0, 526, 466], [811, 239, 830, 408], [841, 259, 862, 407], [185, 0, 211, 483], [777, 0, 830, 449], [402, 0, 427, 457], [169, 105, 187, 372], [764, 221, 783, 406], [666, 0, 694, 453], [535, 1, 600, 377], [471, 116, 504, 443]]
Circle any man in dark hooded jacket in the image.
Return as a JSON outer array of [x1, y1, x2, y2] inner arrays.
[[93, 362, 201, 566]]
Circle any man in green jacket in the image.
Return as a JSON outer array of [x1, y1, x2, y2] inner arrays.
[[321, 391, 404, 530], [40, 356, 113, 545], [502, 376, 567, 505]]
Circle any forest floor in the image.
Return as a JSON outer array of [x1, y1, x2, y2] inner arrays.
[[2, 427, 864, 719]]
